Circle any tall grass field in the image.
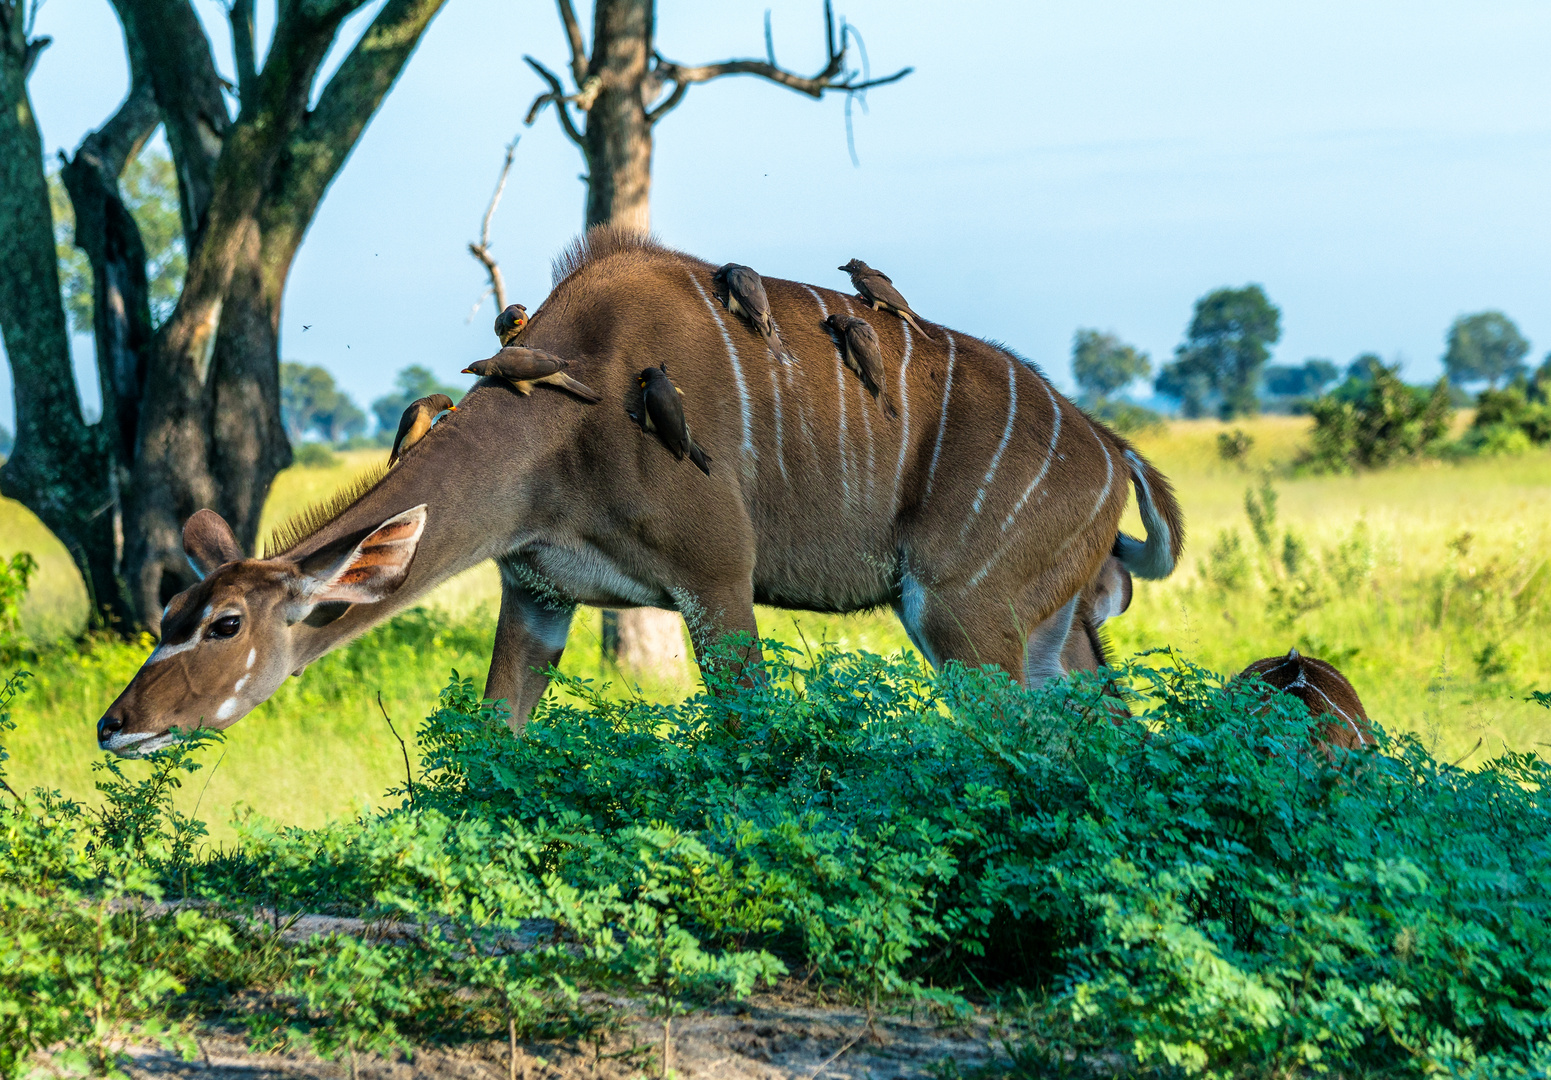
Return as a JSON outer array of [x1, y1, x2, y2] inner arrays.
[[1, 414, 1546, 840]]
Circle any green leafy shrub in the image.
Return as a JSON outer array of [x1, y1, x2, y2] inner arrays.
[[291, 442, 341, 469], [1302, 360, 1452, 472], [0, 552, 36, 662], [5, 650, 1551, 1077], [1455, 375, 1551, 456]]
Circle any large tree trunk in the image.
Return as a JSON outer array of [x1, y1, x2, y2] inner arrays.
[[0, 28, 128, 624], [582, 0, 688, 680]]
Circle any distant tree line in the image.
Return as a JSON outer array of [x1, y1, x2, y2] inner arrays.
[[281, 363, 464, 450], [1071, 284, 1547, 447]]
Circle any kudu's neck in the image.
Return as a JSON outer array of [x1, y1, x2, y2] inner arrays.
[[284, 386, 547, 663]]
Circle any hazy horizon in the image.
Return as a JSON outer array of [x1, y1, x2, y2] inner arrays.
[[7, 0, 1549, 429]]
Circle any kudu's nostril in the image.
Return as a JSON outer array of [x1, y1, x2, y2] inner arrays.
[[98, 714, 124, 741]]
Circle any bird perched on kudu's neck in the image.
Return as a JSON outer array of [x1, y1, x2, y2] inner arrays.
[[631, 365, 712, 476], [388, 394, 455, 466], [825, 313, 898, 419], [494, 303, 528, 345], [839, 258, 930, 338], [712, 263, 789, 362], [464, 347, 601, 403]]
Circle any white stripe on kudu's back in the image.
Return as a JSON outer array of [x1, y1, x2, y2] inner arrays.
[[961, 356, 1018, 540], [892, 321, 914, 512], [689, 273, 756, 469], [923, 330, 958, 502], [801, 285, 852, 503], [840, 297, 877, 508], [966, 398, 1109, 591], [1002, 379, 1063, 532]]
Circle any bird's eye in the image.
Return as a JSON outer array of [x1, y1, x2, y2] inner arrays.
[[208, 615, 241, 639]]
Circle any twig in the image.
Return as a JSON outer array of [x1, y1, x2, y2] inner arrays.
[[376, 691, 415, 809], [805, 1028, 863, 1079], [467, 136, 518, 318], [1450, 737, 1484, 768]]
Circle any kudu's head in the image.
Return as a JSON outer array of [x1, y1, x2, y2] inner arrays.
[[97, 504, 427, 756]]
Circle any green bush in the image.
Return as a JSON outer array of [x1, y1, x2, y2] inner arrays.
[[0, 553, 36, 662], [1301, 360, 1452, 472], [291, 442, 341, 469], [3, 647, 1551, 1077]]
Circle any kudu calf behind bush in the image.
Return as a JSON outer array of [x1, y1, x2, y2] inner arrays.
[[98, 228, 1183, 755]]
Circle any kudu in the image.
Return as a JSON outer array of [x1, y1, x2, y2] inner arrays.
[[1237, 648, 1374, 751], [97, 228, 1183, 755]]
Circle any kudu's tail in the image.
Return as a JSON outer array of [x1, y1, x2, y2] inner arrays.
[[1112, 447, 1184, 580]]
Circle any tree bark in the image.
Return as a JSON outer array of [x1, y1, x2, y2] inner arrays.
[[575, 0, 687, 679], [0, 18, 129, 624]]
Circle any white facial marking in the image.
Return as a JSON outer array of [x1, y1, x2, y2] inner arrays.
[[247, 648, 256, 669], [234, 674, 250, 693], [891, 321, 914, 512], [961, 357, 1019, 540], [923, 331, 958, 501], [146, 636, 200, 664], [215, 697, 239, 721], [688, 272, 755, 471]]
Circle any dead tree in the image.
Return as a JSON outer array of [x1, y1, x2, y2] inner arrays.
[[0, 0, 447, 631], [523, 0, 910, 671]]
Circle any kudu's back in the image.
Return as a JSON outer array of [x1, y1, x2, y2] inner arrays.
[[510, 230, 1179, 673]]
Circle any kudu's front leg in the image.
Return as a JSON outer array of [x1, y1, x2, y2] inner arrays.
[[670, 581, 763, 695], [487, 565, 575, 733]]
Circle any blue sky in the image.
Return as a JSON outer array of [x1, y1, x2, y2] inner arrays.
[[10, 0, 1551, 428]]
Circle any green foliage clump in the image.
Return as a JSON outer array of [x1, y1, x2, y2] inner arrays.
[[281, 363, 367, 446], [290, 441, 342, 468], [1456, 365, 1551, 456], [1302, 358, 1452, 472], [0, 552, 36, 662], [4, 646, 1551, 1077], [1443, 311, 1530, 389], [1156, 284, 1282, 419]]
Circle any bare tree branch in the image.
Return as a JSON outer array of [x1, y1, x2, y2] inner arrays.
[[21, 32, 47, 76], [555, 0, 587, 85], [647, 0, 911, 125], [467, 136, 517, 316], [522, 54, 585, 148], [228, 0, 257, 104]]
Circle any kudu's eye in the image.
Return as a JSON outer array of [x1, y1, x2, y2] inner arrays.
[[208, 615, 241, 639]]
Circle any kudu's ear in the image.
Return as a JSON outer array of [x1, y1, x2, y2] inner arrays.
[[183, 509, 244, 579], [297, 505, 427, 606], [1088, 556, 1133, 627]]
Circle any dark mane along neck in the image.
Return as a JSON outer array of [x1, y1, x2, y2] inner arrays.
[[550, 224, 691, 289], [263, 462, 390, 557]]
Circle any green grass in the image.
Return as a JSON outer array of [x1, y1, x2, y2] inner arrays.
[[0, 420, 1546, 841]]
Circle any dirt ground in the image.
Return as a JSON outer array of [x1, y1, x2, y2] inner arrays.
[[123, 987, 1004, 1080]]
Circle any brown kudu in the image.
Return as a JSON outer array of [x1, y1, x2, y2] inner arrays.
[[97, 228, 1184, 755]]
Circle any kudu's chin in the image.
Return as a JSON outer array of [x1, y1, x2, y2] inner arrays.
[[99, 729, 181, 758]]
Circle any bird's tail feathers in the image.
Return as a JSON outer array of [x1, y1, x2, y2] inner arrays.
[[688, 442, 712, 476], [554, 374, 602, 403]]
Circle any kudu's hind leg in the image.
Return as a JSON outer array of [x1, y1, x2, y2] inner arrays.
[[486, 571, 575, 734], [894, 571, 1026, 682]]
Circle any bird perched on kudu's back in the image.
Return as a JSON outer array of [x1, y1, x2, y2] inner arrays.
[[463, 347, 601, 403], [838, 258, 930, 338], [494, 303, 528, 345], [712, 263, 789, 362], [825, 314, 898, 420], [630, 365, 711, 476], [389, 394, 455, 466]]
